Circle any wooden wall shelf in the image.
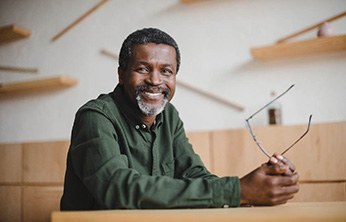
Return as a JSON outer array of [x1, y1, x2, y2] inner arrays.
[[0, 76, 77, 95], [177, 80, 244, 112], [180, 0, 206, 3], [251, 34, 346, 60], [251, 11, 346, 60], [0, 24, 31, 44], [0, 65, 38, 74]]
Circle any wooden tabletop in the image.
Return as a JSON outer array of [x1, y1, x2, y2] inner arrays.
[[52, 202, 346, 222]]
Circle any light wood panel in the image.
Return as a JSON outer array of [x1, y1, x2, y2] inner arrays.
[[293, 182, 346, 202], [211, 128, 266, 177], [0, 121, 343, 222], [0, 186, 21, 222], [285, 121, 346, 181], [211, 121, 346, 181], [186, 131, 212, 171], [22, 141, 69, 183], [23, 186, 63, 222], [251, 34, 346, 60], [0, 143, 22, 183], [0, 24, 31, 44], [0, 141, 69, 222]]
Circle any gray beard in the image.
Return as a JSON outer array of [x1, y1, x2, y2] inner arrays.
[[136, 94, 168, 116]]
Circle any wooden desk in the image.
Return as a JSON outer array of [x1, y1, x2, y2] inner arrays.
[[52, 202, 346, 222]]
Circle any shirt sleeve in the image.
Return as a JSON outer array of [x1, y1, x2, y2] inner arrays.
[[171, 114, 241, 207], [69, 106, 240, 209]]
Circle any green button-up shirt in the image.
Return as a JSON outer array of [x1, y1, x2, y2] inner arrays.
[[60, 85, 240, 210]]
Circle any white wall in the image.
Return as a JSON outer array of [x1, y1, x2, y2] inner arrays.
[[0, 0, 345, 143]]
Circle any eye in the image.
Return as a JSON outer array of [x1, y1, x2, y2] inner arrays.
[[135, 66, 149, 74], [161, 67, 174, 77]]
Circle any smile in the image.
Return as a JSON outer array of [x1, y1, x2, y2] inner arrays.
[[144, 91, 163, 98], [135, 85, 170, 116], [135, 85, 170, 102], [141, 91, 164, 102]]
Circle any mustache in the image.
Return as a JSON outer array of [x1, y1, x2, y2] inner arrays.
[[135, 85, 170, 98]]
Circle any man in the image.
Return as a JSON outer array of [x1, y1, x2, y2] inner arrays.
[[60, 28, 299, 210]]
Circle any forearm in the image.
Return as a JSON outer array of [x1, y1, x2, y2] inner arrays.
[[84, 165, 240, 209]]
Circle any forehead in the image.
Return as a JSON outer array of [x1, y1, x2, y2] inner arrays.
[[130, 43, 177, 65]]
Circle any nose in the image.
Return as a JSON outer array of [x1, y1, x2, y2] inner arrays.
[[147, 70, 162, 85]]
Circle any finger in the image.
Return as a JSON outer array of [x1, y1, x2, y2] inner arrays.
[[271, 154, 296, 175], [267, 183, 299, 205], [275, 173, 299, 186], [268, 155, 280, 165], [274, 154, 296, 173], [271, 193, 295, 205], [265, 159, 289, 175], [275, 184, 299, 200], [282, 183, 300, 195]]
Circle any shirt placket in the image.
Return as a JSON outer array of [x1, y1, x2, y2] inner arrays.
[[134, 123, 160, 176], [150, 129, 160, 176]]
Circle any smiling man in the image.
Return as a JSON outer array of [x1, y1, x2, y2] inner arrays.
[[119, 42, 176, 126], [60, 28, 299, 210]]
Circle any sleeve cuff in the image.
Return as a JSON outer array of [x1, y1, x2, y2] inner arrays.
[[212, 176, 241, 207]]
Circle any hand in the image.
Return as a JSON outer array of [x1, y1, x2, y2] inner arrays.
[[267, 153, 296, 176], [239, 154, 299, 206]]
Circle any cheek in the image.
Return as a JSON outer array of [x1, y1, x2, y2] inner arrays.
[[123, 76, 142, 99], [167, 79, 176, 100], [127, 74, 145, 87], [168, 89, 175, 101]]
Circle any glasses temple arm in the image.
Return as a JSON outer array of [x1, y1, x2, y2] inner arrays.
[[245, 119, 271, 158], [281, 114, 313, 155], [248, 84, 295, 120]]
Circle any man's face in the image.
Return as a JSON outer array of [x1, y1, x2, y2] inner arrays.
[[118, 43, 177, 116]]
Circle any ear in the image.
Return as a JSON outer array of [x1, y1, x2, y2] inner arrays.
[[118, 66, 124, 85]]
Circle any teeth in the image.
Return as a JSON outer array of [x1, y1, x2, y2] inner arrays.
[[144, 92, 161, 98]]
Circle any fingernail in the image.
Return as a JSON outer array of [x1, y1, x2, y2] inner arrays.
[[279, 162, 286, 169], [277, 155, 284, 161], [270, 157, 278, 164]]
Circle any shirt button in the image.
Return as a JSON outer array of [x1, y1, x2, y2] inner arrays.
[[135, 125, 140, 130], [142, 124, 146, 129]]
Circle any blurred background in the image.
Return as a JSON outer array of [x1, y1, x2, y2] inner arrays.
[[1, 0, 345, 143]]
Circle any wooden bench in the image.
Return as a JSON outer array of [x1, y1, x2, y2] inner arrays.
[[193, 121, 346, 202], [0, 121, 345, 222], [0, 141, 69, 222]]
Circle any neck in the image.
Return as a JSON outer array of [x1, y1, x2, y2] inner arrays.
[[141, 114, 156, 128]]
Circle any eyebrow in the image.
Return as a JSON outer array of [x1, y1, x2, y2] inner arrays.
[[134, 61, 175, 69]]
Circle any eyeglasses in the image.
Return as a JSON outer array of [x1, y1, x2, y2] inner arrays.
[[245, 84, 312, 158]]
